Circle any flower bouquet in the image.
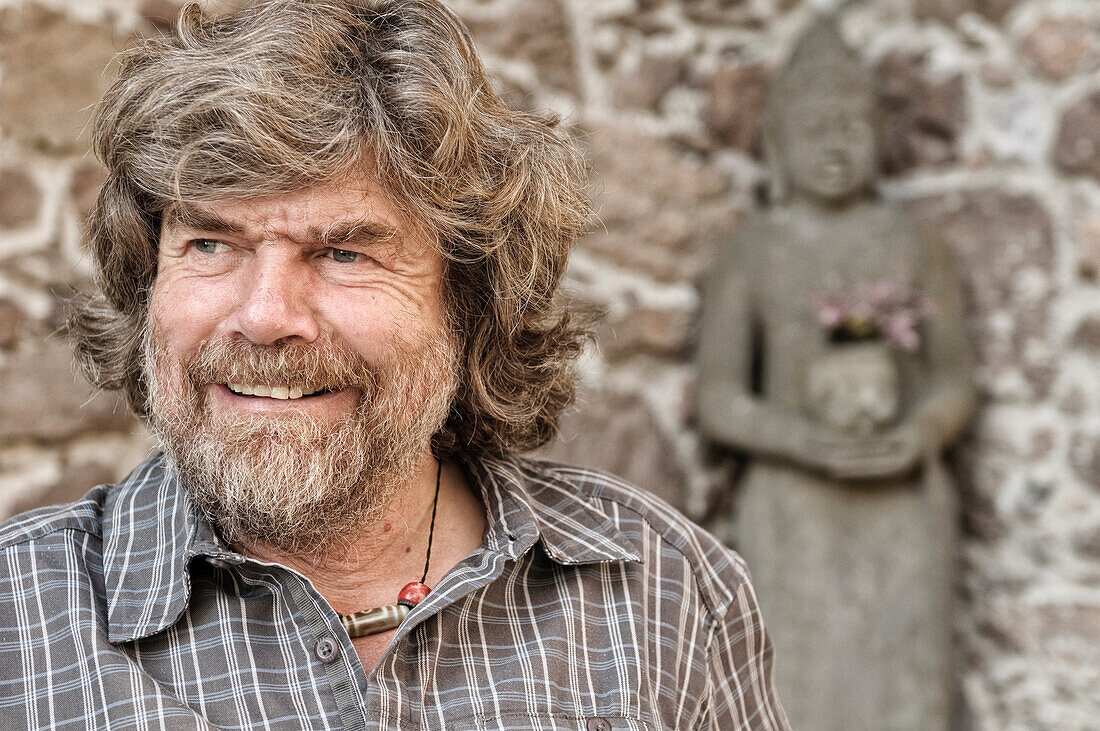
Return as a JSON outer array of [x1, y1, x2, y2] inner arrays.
[[812, 277, 934, 352]]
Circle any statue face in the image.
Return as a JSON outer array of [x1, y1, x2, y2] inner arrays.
[[779, 101, 876, 205]]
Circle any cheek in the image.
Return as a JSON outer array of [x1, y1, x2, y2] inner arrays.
[[149, 275, 231, 353], [322, 298, 406, 362], [323, 290, 447, 364]]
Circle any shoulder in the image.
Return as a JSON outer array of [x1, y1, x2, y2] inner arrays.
[[0, 484, 109, 553], [518, 457, 751, 621], [705, 213, 784, 283]]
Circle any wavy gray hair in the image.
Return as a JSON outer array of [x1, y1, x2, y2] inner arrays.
[[69, 0, 592, 457]]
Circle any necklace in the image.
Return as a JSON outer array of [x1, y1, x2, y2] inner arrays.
[[339, 459, 441, 639]]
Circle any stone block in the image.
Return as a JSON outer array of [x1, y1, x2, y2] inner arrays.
[[0, 4, 121, 155], [915, 0, 1017, 24], [596, 305, 694, 360], [1057, 383, 1088, 416], [979, 60, 1017, 89], [681, 0, 759, 26], [904, 191, 1054, 301], [0, 298, 25, 349], [1026, 603, 1100, 664], [1019, 15, 1094, 82], [1070, 430, 1100, 489], [3, 431, 152, 519], [613, 7, 675, 37], [704, 64, 770, 156], [1071, 316, 1100, 352], [614, 54, 685, 112], [579, 123, 736, 282], [1073, 524, 1100, 560], [877, 53, 965, 174], [1053, 90, 1100, 181], [538, 389, 689, 512], [1, 430, 155, 521], [978, 0, 1020, 23], [3, 457, 115, 520], [906, 191, 1055, 397], [463, 0, 576, 95], [1080, 217, 1100, 280], [69, 161, 107, 223], [0, 167, 42, 229], [138, 0, 249, 32], [139, 0, 182, 32], [0, 339, 135, 443], [915, 0, 970, 24], [0, 445, 60, 521]]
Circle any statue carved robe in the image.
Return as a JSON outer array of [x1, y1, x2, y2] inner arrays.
[[696, 19, 975, 731]]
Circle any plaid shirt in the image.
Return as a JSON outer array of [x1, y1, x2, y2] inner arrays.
[[0, 453, 788, 730]]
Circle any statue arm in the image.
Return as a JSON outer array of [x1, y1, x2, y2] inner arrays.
[[695, 245, 825, 469], [904, 232, 978, 454]]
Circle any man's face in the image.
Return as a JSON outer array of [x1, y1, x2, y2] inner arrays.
[[145, 174, 457, 553]]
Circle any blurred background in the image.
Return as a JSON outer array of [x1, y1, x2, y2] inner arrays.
[[0, 0, 1097, 727]]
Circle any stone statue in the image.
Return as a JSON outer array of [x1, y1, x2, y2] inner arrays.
[[696, 17, 976, 731]]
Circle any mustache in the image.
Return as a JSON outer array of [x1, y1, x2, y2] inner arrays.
[[185, 337, 379, 392]]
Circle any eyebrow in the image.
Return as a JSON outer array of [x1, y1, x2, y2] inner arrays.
[[308, 219, 401, 250], [163, 204, 245, 235]]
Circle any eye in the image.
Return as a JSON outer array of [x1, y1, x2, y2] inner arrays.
[[326, 248, 364, 264], [191, 239, 228, 254]]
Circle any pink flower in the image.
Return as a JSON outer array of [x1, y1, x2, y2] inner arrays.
[[812, 278, 932, 350], [817, 303, 847, 329], [884, 313, 920, 351]]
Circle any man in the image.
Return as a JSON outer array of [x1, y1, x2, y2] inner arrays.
[[0, 1, 788, 729]]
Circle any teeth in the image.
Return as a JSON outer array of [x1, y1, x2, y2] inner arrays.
[[227, 383, 325, 400]]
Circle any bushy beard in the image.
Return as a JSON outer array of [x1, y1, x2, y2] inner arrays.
[[142, 325, 458, 556]]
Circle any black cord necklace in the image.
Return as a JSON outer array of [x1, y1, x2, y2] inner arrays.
[[339, 459, 441, 639]]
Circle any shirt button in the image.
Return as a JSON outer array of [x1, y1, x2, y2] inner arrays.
[[314, 637, 339, 664], [586, 719, 611, 731]]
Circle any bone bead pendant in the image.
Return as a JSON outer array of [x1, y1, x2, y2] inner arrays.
[[341, 604, 410, 638], [340, 582, 432, 639]]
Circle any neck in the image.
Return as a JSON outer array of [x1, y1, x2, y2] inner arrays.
[[238, 450, 444, 614], [785, 192, 868, 216]]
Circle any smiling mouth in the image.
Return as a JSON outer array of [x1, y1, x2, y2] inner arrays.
[[225, 383, 335, 400]]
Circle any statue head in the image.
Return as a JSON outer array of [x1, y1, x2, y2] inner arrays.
[[764, 16, 878, 206]]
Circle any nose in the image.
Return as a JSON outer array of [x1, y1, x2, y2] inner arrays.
[[227, 248, 320, 345]]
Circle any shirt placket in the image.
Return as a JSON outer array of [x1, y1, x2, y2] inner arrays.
[[279, 573, 371, 731], [363, 531, 537, 727]]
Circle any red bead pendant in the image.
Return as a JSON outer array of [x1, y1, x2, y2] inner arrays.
[[398, 581, 431, 607]]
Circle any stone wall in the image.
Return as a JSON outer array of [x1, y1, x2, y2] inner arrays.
[[0, 0, 1097, 727]]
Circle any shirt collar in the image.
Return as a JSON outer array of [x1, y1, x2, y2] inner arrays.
[[101, 454, 235, 644], [463, 453, 641, 565], [101, 452, 640, 643]]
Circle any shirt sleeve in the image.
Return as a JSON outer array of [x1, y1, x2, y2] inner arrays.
[[705, 576, 791, 729]]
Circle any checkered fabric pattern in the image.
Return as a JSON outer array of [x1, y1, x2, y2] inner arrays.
[[0, 453, 788, 730]]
